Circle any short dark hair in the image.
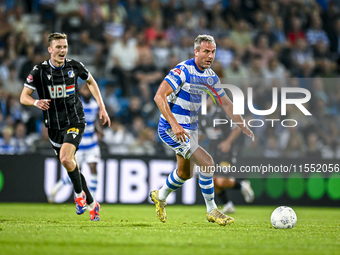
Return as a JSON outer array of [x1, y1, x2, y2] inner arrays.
[[48, 32, 67, 46]]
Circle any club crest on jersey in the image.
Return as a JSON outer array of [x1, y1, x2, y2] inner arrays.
[[48, 84, 75, 98], [207, 77, 214, 85], [27, 74, 33, 83], [67, 127, 79, 138], [68, 70, 75, 78]]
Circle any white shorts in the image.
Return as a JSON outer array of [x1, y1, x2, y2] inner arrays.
[[158, 127, 199, 159], [76, 145, 101, 166]]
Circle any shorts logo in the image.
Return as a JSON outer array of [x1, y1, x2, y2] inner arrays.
[[68, 70, 75, 78], [27, 74, 33, 83], [67, 127, 79, 139]]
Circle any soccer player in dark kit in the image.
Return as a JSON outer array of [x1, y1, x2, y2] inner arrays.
[[20, 33, 111, 221]]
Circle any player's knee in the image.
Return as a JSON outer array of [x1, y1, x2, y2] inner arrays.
[[213, 177, 222, 188], [227, 178, 236, 187], [60, 155, 73, 170], [219, 178, 235, 188]]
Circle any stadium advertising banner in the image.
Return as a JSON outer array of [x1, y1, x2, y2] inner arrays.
[[0, 155, 339, 206]]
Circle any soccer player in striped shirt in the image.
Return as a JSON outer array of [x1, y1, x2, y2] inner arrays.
[[150, 35, 255, 226]]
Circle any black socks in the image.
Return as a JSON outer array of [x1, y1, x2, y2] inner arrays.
[[67, 165, 82, 194], [80, 173, 94, 205]]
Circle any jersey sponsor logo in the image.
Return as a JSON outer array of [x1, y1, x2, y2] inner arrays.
[[48, 84, 75, 98], [67, 127, 79, 138], [27, 74, 33, 83], [173, 68, 181, 75], [68, 70, 75, 78]]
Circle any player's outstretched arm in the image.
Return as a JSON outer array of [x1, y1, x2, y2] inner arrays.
[[219, 94, 255, 142], [85, 74, 111, 127], [154, 80, 190, 142], [20, 87, 50, 110]]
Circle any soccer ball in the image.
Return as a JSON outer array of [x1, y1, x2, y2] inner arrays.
[[271, 206, 297, 229]]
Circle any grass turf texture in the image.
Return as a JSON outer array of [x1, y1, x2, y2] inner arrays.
[[0, 204, 339, 255]]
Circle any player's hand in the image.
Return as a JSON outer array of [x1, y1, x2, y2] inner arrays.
[[36, 99, 50, 111], [99, 107, 111, 127], [218, 140, 232, 152], [172, 123, 190, 143], [242, 126, 255, 142]]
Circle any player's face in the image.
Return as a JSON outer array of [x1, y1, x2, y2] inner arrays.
[[194, 41, 216, 70], [48, 39, 68, 66]]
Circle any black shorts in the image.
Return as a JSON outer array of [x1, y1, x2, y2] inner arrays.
[[48, 124, 85, 157]]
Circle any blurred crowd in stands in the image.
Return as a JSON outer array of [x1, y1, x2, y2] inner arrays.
[[0, 0, 340, 159]]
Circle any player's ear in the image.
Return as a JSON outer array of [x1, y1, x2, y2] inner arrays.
[[48, 47, 52, 54], [194, 48, 198, 57]]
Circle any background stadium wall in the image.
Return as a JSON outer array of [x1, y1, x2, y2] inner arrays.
[[0, 155, 339, 206]]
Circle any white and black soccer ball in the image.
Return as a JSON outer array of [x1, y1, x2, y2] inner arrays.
[[271, 206, 297, 229]]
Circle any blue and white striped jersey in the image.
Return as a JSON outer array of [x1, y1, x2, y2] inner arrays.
[[159, 58, 225, 131], [79, 98, 99, 150]]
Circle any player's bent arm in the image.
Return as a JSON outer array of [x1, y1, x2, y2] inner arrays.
[[20, 87, 51, 111], [86, 74, 111, 127], [219, 94, 245, 127], [154, 80, 190, 141], [86, 74, 106, 109], [20, 87, 50, 110], [154, 80, 177, 126], [20, 87, 35, 106], [220, 94, 255, 141]]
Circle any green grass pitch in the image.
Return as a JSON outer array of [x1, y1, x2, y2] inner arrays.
[[0, 203, 339, 255]]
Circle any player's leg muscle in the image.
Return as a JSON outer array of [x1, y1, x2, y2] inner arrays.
[[214, 177, 235, 189], [191, 147, 215, 169], [176, 154, 193, 180], [59, 143, 77, 171]]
